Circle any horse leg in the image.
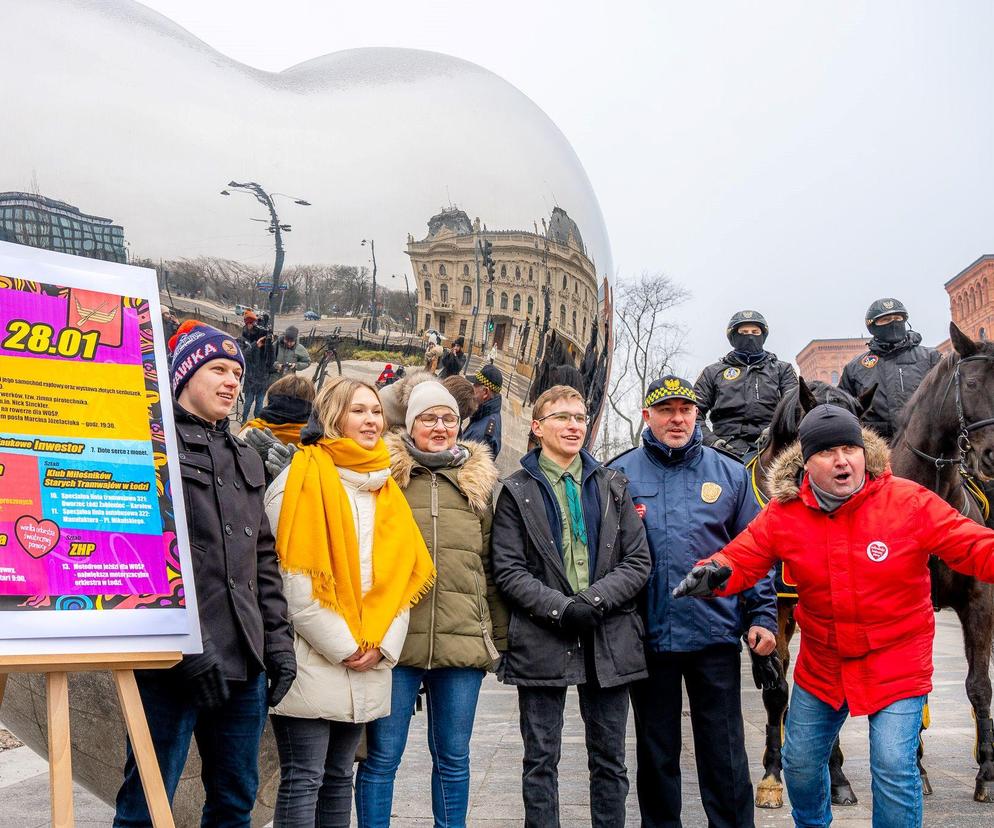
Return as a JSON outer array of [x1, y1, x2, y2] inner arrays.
[[756, 601, 794, 809], [955, 596, 994, 802], [829, 738, 858, 805]]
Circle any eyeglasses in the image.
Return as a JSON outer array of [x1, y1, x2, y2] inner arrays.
[[416, 413, 460, 428], [537, 411, 590, 425]]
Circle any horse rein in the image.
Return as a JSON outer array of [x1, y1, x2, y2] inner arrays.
[[746, 453, 770, 508], [905, 354, 994, 520]]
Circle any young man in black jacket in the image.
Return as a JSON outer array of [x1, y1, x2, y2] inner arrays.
[[491, 384, 651, 828], [114, 322, 296, 827]]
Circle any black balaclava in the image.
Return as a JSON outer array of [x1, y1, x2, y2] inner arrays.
[[870, 318, 908, 344], [729, 327, 768, 361]]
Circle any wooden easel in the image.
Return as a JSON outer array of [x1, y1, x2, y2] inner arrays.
[[0, 652, 181, 828]]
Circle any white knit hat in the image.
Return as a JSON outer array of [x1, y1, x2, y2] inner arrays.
[[405, 381, 460, 433]]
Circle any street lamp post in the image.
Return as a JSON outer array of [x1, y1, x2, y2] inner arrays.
[[466, 236, 483, 373], [362, 239, 377, 334], [220, 181, 310, 334], [392, 273, 415, 333]]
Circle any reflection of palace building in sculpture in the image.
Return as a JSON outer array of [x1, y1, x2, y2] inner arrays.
[[407, 206, 600, 363], [0, 192, 126, 263]]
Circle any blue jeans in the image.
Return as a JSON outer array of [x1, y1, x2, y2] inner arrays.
[[782, 684, 924, 828], [355, 666, 485, 828], [242, 385, 267, 423], [113, 671, 268, 828]]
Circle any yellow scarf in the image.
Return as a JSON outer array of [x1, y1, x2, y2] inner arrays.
[[242, 418, 304, 446], [275, 436, 435, 649]]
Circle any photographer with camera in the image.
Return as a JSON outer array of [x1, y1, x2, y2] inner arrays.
[[271, 325, 311, 379]]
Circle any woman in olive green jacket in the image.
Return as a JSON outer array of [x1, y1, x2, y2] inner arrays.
[[355, 381, 504, 828]]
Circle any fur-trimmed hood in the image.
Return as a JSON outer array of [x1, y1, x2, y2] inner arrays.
[[384, 429, 498, 515], [767, 428, 890, 503]]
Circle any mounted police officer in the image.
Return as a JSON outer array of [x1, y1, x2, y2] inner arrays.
[[462, 364, 503, 458], [694, 310, 798, 458], [839, 298, 941, 441]]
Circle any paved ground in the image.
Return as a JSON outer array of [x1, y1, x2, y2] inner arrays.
[[0, 612, 991, 826]]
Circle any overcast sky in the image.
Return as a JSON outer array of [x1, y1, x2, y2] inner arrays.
[[67, 2, 994, 372]]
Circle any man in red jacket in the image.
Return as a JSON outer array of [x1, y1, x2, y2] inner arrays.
[[673, 404, 994, 828]]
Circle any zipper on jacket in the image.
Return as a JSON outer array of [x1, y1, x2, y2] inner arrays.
[[899, 367, 905, 392], [755, 378, 760, 401], [427, 473, 440, 669], [475, 572, 500, 661]]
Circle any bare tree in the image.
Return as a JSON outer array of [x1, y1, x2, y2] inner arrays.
[[607, 271, 690, 448]]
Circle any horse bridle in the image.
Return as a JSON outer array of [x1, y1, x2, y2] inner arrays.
[[907, 354, 994, 511]]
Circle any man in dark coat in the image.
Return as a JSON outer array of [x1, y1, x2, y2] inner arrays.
[[694, 310, 798, 457], [114, 322, 296, 827], [491, 384, 651, 828], [438, 335, 467, 379], [609, 375, 777, 828], [839, 297, 941, 440], [462, 364, 503, 458], [239, 308, 273, 424]]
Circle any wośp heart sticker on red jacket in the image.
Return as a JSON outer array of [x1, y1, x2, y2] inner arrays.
[[14, 516, 61, 559]]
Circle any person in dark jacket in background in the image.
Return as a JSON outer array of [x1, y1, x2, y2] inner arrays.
[[438, 336, 467, 379], [462, 365, 503, 459], [491, 384, 651, 828], [694, 310, 798, 457], [608, 375, 777, 828], [839, 297, 941, 440], [239, 308, 274, 424], [114, 322, 296, 828]]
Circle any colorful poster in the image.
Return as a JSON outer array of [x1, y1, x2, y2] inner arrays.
[[0, 242, 200, 653]]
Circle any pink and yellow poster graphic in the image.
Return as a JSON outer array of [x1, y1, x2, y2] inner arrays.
[[0, 275, 184, 614]]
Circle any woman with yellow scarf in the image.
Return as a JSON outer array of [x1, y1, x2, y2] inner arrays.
[[264, 376, 435, 828]]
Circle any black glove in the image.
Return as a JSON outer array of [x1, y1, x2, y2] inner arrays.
[[265, 650, 298, 707], [178, 650, 229, 710], [749, 649, 784, 691], [560, 600, 602, 634], [672, 561, 732, 599]]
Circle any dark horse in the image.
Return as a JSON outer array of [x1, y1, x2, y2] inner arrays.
[[748, 377, 876, 809], [889, 322, 994, 802]]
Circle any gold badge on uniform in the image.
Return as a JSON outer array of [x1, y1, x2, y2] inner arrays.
[[701, 482, 722, 503], [722, 367, 741, 381]]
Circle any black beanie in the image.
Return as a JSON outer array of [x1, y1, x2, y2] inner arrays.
[[798, 405, 864, 461]]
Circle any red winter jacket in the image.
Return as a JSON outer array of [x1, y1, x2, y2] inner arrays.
[[702, 431, 994, 716]]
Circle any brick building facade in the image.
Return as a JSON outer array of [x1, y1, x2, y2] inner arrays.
[[795, 337, 867, 384], [944, 254, 994, 342]]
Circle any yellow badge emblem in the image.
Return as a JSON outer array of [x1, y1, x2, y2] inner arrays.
[[701, 482, 722, 503], [722, 367, 741, 381], [664, 378, 680, 390]]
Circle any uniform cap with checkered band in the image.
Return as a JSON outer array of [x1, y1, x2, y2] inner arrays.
[[644, 375, 697, 408]]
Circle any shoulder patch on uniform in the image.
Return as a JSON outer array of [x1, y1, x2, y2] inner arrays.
[[861, 354, 878, 368], [722, 367, 741, 380]]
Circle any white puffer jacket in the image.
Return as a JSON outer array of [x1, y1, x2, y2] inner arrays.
[[265, 464, 409, 723]]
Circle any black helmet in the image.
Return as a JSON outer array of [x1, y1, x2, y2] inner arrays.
[[726, 310, 768, 343], [865, 298, 908, 328]]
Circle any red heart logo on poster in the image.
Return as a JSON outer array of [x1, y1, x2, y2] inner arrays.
[[14, 516, 61, 559]]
